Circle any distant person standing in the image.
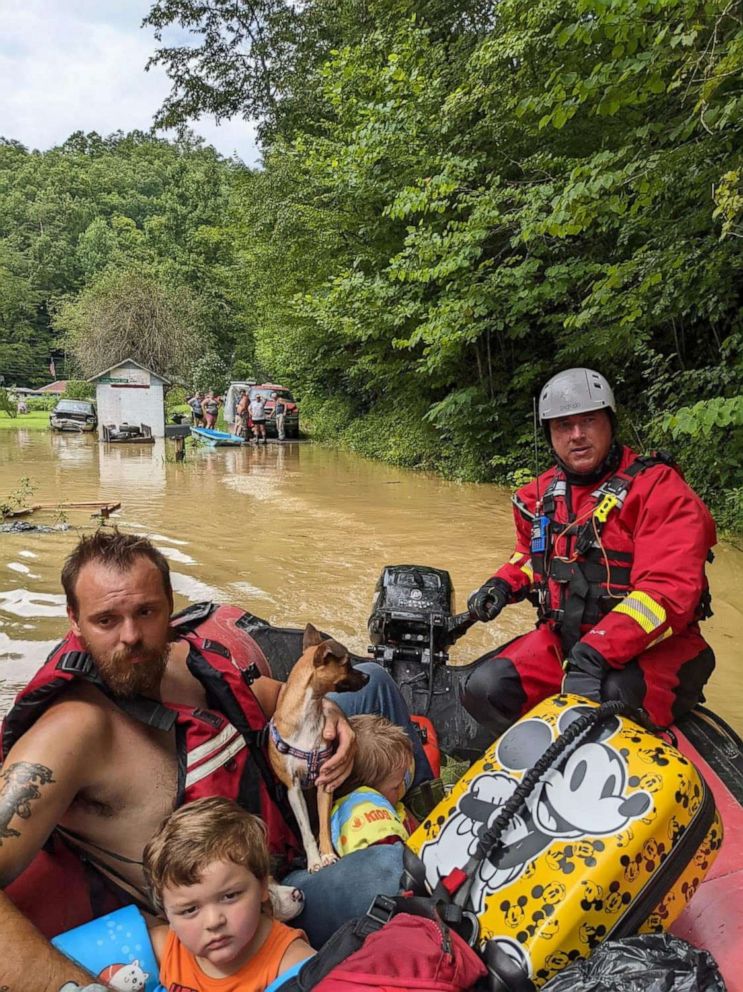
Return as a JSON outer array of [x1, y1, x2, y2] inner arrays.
[[187, 392, 205, 427], [202, 392, 220, 429], [249, 393, 267, 443], [235, 389, 249, 438], [273, 392, 287, 441]]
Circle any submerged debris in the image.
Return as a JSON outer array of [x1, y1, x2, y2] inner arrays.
[[1, 521, 70, 534]]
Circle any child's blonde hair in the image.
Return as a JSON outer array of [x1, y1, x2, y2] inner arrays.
[[143, 797, 270, 913], [345, 715, 413, 792]]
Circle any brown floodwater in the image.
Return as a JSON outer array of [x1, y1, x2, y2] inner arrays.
[[1, 430, 741, 731]]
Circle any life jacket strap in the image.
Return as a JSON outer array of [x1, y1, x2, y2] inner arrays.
[[535, 452, 695, 647], [55, 651, 176, 731], [56, 651, 97, 678]]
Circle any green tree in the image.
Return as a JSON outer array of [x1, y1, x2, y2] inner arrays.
[[55, 269, 203, 379], [227, 0, 743, 507], [0, 131, 252, 385], [191, 351, 229, 393]]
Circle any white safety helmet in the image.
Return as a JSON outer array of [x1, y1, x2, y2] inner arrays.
[[538, 368, 616, 422]]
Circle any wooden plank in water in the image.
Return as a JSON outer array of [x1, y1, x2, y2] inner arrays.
[[2, 501, 122, 519], [91, 503, 122, 519], [31, 501, 121, 510]]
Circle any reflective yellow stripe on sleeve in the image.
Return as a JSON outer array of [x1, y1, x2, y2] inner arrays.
[[508, 553, 533, 581], [613, 591, 667, 634]]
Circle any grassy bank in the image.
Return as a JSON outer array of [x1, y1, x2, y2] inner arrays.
[[0, 412, 52, 431]]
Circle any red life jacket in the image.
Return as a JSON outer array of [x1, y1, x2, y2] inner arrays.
[[526, 451, 713, 653], [1, 606, 300, 936]]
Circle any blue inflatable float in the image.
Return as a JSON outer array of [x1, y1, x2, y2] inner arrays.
[[52, 905, 307, 992], [53, 905, 163, 992]]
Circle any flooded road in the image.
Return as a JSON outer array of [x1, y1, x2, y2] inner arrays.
[[1, 430, 741, 731]]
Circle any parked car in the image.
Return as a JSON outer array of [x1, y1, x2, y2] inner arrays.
[[49, 399, 98, 432], [249, 384, 300, 438], [223, 380, 258, 426]]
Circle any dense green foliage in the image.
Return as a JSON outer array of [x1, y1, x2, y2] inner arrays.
[[62, 380, 96, 401], [146, 0, 743, 527], [0, 132, 245, 386], [191, 351, 229, 394], [55, 269, 203, 379], [2, 1, 743, 527]]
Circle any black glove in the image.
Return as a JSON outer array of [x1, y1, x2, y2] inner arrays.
[[467, 579, 510, 623], [562, 642, 610, 702]]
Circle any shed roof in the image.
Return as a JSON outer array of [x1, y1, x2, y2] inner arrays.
[[38, 380, 68, 394], [88, 358, 171, 385]]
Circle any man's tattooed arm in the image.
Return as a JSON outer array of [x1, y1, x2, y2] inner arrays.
[[0, 762, 103, 990], [0, 710, 115, 991], [0, 763, 55, 845]]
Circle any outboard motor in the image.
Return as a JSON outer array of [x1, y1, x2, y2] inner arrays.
[[366, 566, 491, 761], [368, 565, 460, 666]]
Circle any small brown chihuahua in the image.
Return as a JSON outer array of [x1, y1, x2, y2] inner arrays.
[[268, 623, 369, 872]]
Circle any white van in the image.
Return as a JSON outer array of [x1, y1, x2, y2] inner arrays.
[[223, 380, 257, 426]]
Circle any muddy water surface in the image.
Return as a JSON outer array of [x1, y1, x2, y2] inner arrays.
[[1, 430, 741, 730]]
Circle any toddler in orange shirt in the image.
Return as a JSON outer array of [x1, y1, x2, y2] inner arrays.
[[143, 797, 314, 992]]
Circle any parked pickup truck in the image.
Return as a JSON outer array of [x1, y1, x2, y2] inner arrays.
[[249, 384, 300, 438], [49, 399, 98, 432]]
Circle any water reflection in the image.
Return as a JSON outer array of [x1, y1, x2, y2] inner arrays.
[[170, 571, 225, 602], [50, 433, 97, 467], [0, 633, 59, 712], [98, 439, 167, 501], [6, 561, 40, 578]]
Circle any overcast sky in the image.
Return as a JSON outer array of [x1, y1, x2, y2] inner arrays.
[[0, 0, 260, 164]]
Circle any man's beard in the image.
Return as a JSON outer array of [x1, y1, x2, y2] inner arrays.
[[94, 644, 170, 698]]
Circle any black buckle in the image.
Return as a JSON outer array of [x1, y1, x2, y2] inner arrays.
[[366, 893, 396, 927], [539, 606, 563, 626], [575, 521, 595, 555], [439, 905, 480, 947], [241, 663, 260, 686], [56, 650, 96, 676], [202, 637, 230, 659], [600, 475, 629, 498]]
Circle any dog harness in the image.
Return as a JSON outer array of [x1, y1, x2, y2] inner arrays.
[[269, 719, 336, 786]]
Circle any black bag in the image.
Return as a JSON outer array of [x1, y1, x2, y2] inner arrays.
[[541, 933, 725, 992]]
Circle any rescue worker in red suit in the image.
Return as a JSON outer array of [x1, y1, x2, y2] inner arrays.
[[461, 368, 716, 738]]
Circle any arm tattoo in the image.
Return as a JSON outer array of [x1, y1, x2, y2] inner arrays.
[[0, 762, 55, 843]]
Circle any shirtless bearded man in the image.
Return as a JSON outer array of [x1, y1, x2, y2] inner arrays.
[[0, 532, 426, 991]]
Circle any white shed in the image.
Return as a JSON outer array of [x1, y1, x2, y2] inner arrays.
[[89, 359, 170, 439]]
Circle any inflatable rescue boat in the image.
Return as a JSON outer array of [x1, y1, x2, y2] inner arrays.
[[50, 576, 743, 991], [171, 593, 743, 989]]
